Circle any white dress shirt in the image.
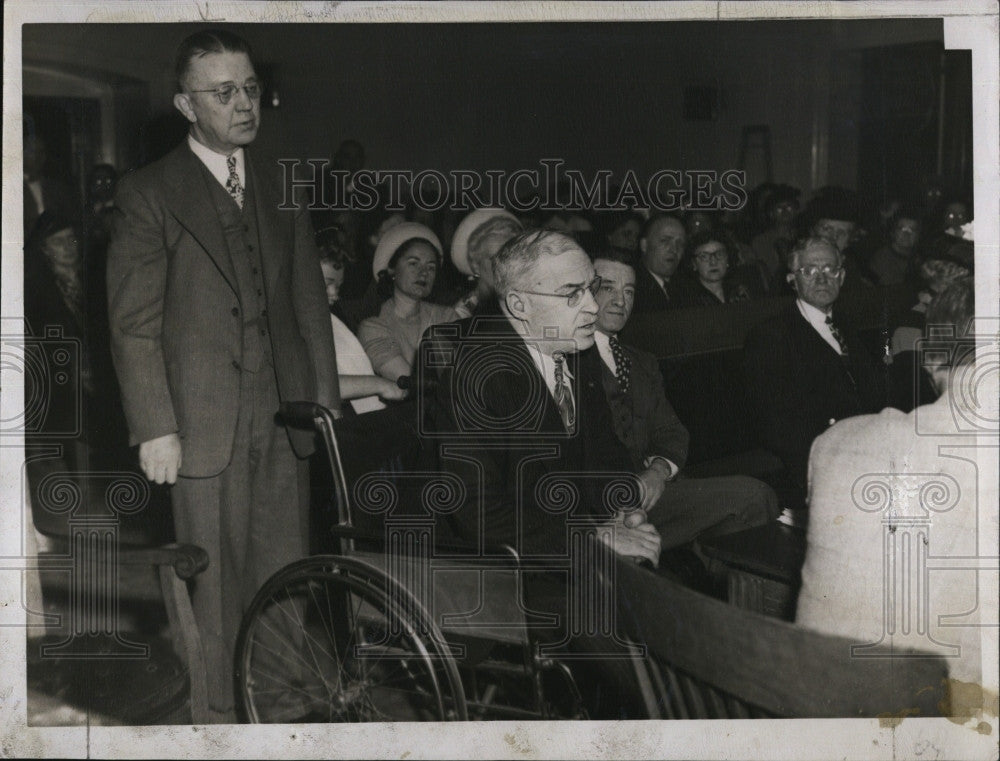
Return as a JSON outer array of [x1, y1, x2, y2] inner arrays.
[[188, 134, 244, 191], [796, 298, 842, 355]]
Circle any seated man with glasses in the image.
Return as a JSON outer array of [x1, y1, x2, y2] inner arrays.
[[741, 237, 886, 507], [418, 229, 663, 718]]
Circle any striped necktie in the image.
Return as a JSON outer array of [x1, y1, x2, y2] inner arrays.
[[826, 315, 849, 358], [226, 154, 245, 209], [552, 351, 576, 434]]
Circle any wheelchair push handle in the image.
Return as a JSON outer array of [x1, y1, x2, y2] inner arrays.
[[278, 401, 340, 433]]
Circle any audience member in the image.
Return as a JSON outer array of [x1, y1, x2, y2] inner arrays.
[[941, 198, 970, 238], [358, 222, 457, 382], [742, 237, 885, 503], [798, 277, 996, 689], [632, 213, 685, 314], [450, 208, 522, 318], [318, 252, 407, 414], [23, 128, 78, 234], [672, 229, 759, 307], [749, 184, 799, 285], [591, 246, 779, 547], [868, 207, 922, 288]]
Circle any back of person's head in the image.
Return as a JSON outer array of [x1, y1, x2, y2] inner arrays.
[[175, 29, 253, 90], [492, 229, 578, 297], [925, 276, 976, 368]]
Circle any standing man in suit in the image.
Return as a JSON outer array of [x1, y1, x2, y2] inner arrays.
[[591, 246, 779, 548], [107, 29, 339, 722], [742, 237, 884, 503], [631, 213, 685, 314]]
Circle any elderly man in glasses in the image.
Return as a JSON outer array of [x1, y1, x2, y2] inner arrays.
[[107, 29, 338, 722], [419, 229, 663, 718], [742, 237, 885, 507]]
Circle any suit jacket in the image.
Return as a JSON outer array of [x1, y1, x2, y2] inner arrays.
[[419, 314, 636, 557], [741, 302, 885, 491], [798, 387, 995, 685], [107, 142, 339, 477], [598, 341, 689, 472], [631, 264, 674, 315]]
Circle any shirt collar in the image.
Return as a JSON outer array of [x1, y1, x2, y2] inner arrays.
[[187, 134, 244, 189]]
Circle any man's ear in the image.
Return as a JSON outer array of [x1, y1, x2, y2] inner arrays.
[[173, 93, 197, 124], [505, 291, 526, 317], [639, 237, 647, 257], [786, 272, 797, 293]]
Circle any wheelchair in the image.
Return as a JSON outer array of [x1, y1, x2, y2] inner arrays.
[[233, 401, 661, 723]]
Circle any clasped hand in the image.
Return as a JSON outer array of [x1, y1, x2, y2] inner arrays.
[[597, 509, 661, 568]]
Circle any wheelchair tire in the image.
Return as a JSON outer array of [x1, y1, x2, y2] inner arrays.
[[235, 555, 467, 722]]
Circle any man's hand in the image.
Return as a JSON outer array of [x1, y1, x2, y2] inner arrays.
[[139, 433, 182, 485], [377, 377, 409, 402], [598, 510, 662, 567], [637, 460, 671, 512]]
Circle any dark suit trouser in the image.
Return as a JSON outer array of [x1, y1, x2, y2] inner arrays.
[[172, 365, 306, 716], [649, 475, 780, 549]]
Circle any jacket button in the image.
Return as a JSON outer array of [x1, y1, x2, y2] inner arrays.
[[231, 307, 239, 317], [232, 360, 240, 370]]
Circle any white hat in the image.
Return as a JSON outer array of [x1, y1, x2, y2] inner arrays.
[[372, 222, 442, 277], [450, 208, 520, 276]]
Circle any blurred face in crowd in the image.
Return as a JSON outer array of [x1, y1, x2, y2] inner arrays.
[[685, 212, 714, 237], [174, 50, 260, 154], [390, 241, 439, 301], [608, 218, 642, 252], [508, 241, 599, 353], [692, 240, 729, 286], [787, 239, 844, 313], [770, 199, 799, 226], [640, 217, 685, 280], [943, 202, 968, 231], [812, 218, 854, 253], [320, 259, 345, 306], [90, 166, 116, 202], [593, 259, 636, 336], [43, 227, 81, 270], [891, 217, 921, 254]]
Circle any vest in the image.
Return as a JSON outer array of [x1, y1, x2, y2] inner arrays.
[[199, 161, 273, 373]]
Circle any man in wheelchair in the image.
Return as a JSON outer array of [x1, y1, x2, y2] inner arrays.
[[415, 229, 691, 718]]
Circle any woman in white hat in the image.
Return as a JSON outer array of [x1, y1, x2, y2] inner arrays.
[[450, 208, 522, 318], [358, 222, 457, 382]]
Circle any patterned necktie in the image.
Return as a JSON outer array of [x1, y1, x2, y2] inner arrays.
[[609, 334, 631, 394], [552, 351, 576, 434], [825, 315, 849, 358], [226, 154, 245, 209]]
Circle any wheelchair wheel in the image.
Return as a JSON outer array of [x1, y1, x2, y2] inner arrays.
[[235, 555, 467, 723]]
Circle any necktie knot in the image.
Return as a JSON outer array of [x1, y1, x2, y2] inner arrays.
[[226, 154, 245, 209]]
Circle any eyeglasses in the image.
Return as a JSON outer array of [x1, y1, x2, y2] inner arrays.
[[695, 249, 727, 263], [187, 81, 262, 105], [795, 264, 843, 279], [518, 276, 602, 307]]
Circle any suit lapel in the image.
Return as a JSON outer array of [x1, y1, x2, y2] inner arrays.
[[245, 151, 289, 301], [162, 143, 238, 294], [789, 306, 856, 385]]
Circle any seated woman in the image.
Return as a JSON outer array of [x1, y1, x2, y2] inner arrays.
[[450, 208, 522, 318], [672, 229, 759, 308], [358, 222, 457, 382], [319, 249, 407, 414]]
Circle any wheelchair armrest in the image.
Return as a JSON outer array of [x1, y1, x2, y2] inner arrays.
[[117, 543, 209, 580], [279, 401, 341, 431], [329, 525, 524, 568]]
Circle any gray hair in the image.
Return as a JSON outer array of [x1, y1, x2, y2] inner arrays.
[[492, 229, 580, 297], [785, 236, 843, 272]]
